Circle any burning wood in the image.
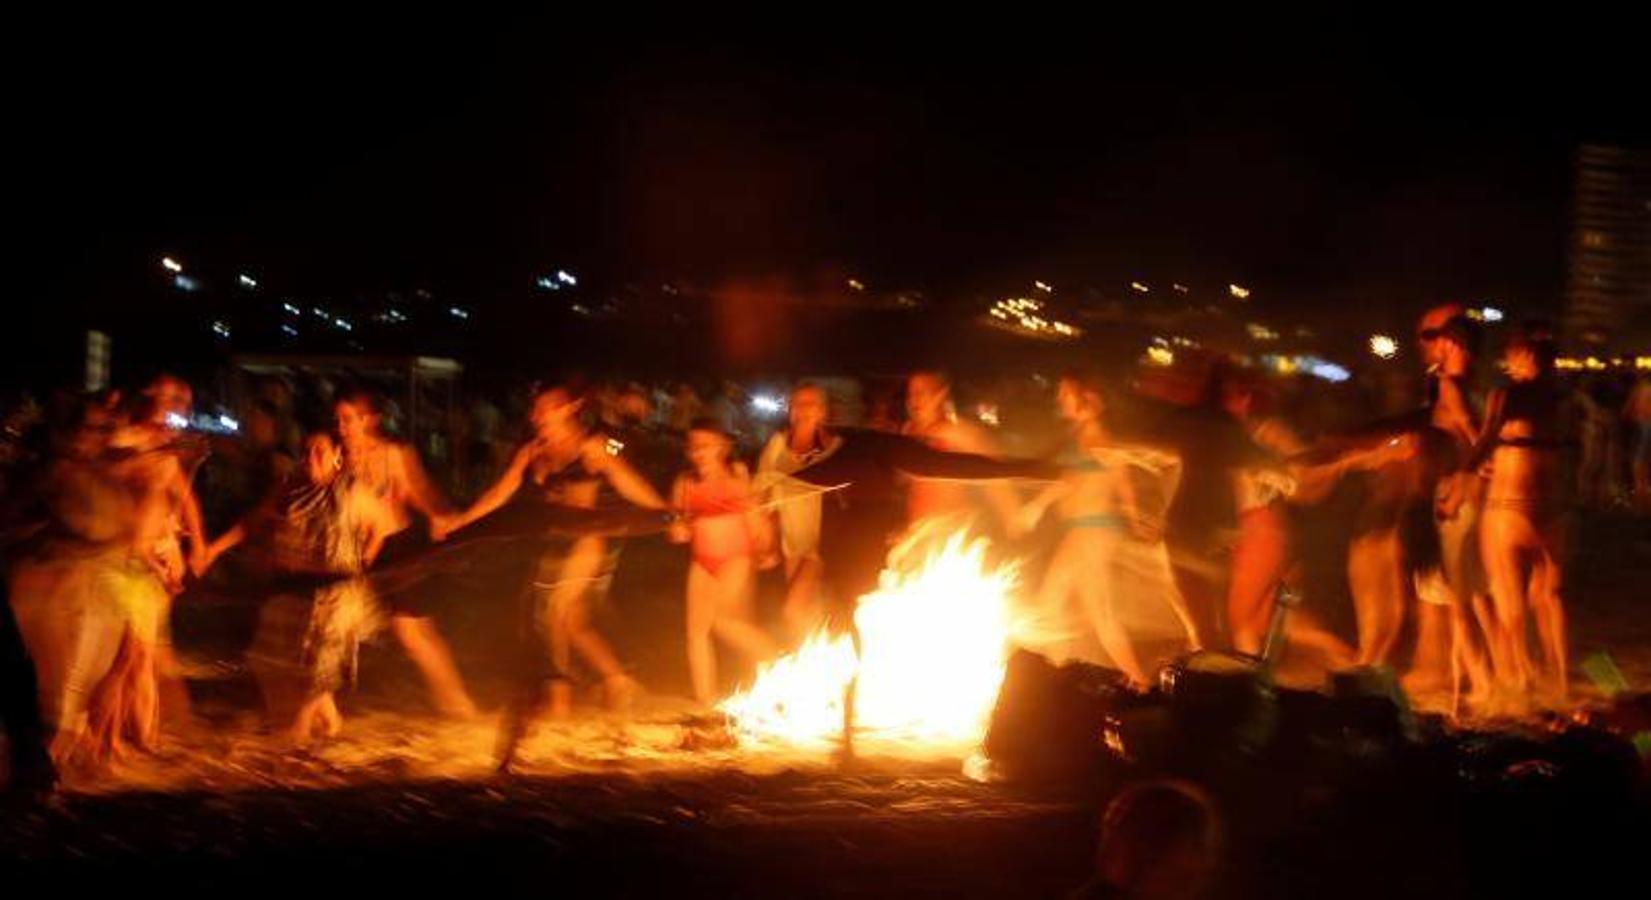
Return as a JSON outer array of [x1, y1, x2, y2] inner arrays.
[[718, 526, 1026, 759]]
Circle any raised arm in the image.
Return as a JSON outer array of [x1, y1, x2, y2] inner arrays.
[[434, 443, 533, 539], [588, 438, 668, 510]]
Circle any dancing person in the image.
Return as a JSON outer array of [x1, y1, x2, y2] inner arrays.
[[1019, 374, 1161, 686], [200, 433, 392, 743], [7, 392, 170, 769], [668, 419, 778, 704], [901, 371, 1022, 534], [1141, 362, 1268, 652], [434, 384, 667, 717], [1404, 304, 1496, 706], [1215, 370, 1389, 668], [109, 375, 209, 729], [755, 383, 840, 642], [333, 388, 477, 718], [1472, 329, 1570, 712]]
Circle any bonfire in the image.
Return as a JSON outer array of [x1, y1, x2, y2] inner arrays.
[[718, 526, 1025, 759]]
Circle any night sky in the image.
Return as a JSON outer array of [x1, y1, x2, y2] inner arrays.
[[12, 12, 1647, 376]]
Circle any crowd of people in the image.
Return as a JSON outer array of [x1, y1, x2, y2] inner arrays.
[[3, 301, 1651, 795]]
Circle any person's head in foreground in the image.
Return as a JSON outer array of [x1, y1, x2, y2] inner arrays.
[[1072, 780, 1223, 900]]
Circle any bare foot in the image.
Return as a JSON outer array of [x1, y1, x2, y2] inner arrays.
[[603, 675, 639, 716], [435, 694, 481, 721], [547, 680, 574, 720]]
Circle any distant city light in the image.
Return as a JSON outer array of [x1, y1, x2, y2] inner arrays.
[[976, 404, 1000, 427], [161, 256, 183, 273], [556, 270, 577, 286], [848, 278, 866, 291], [218, 414, 239, 432], [333, 318, 352, 332], [282, 303, 301, 316], [751, 395, 784, 415], [449, 307, 470, 320], [536, 276, 560, 291], [1034, 280, 1053, 293], [1246, 322, 1280, 341], [312, 307, 329, 320], [1369, 334, 1400, 359], [1309, 360, 1352, 383], [1146, 345, 1175, 367], [986, 297, 1081, 339], [1228, 283, 1251, 300], [173, 275, 200, 292], [1480, 306, 1505, 322], [1172, 283, 1190, 294], [238, 273, 258, 289], [1130, 281, 1151, 294], [280, 325, 298, 337], [210, 320, 230, 339], [604, 438, 625, 456], [164, 412, 188, 430]]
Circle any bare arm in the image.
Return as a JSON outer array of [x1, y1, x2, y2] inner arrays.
[[892, 435, 1060, 482], [1464, 388, 1508, 474], [589, 439, 667, 510], [668, 475, 690, 543], [165, 457, 210, 571], [951, 424, 1025, 535], [395, 443, 452, 519], [439, 443, 533, 537], [197, 523, 246, 576]]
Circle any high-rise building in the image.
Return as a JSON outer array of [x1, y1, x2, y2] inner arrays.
[[1563, 145, 1651, 350]]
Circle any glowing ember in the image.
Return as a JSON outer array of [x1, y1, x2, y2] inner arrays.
[[718, 528, 1022, 757]]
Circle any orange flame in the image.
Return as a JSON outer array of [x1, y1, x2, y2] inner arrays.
[[718, 527, 1023, 758]]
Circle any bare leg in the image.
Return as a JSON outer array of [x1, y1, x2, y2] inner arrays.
[[1479, 511, 1536, 712], [1155, 544, 1208, 650], [391, 615, 478, 719], [1283, 612, 1356, 671], [1528, 524, 1568, 704], [125, 639, 158, 751], [1227, 509, 1289, 657], [1348, 531, 1405, 667], [1077, 534, 1148, 686], [685, 563, 718, 704], [781, 556, 824, 643], [290, 692, 341, 744], [711, 557, 777, 665]]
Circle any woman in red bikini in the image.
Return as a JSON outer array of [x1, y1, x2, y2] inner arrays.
[[669, 419, 778, 705]]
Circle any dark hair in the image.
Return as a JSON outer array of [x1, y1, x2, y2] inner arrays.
[[334, 386, 383, 416], [532, 381, 589, 406], [910, 370, 951, 390], [1507, 326, 1558, 376], [791, 381, 829, 404], [1097, 780, 1222, 890], [1058, 369, 1108, 399], [686, 416, 729, 438]]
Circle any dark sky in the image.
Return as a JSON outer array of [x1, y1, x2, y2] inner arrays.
[[13, 12, 1647, 328]]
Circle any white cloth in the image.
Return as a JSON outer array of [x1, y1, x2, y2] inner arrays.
[[756, 431, 837, 564]]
